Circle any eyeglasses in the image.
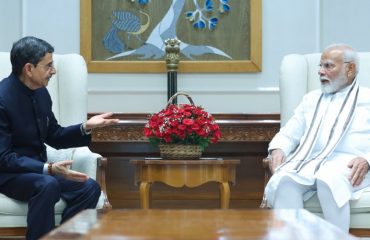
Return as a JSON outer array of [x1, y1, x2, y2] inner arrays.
[[318, 61, 350, 71], [35, 62, 55, 71]]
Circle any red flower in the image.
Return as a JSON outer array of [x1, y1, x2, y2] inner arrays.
[[183, 119, 194, 125], [191, 124, 200, 131], [144, 103, 222, 150]]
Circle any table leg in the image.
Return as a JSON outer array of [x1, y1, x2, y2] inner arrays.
[[218, 182, 230, 209], [140, 182, 151, 209]]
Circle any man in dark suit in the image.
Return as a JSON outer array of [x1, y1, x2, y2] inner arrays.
[[0, 36, 118, 240]]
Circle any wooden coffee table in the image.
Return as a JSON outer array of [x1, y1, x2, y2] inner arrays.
[[42, 209, 356, 239], [129, 159, 240, 209]]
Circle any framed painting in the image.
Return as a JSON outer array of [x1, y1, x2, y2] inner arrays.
[[80, 0, 262, 73]]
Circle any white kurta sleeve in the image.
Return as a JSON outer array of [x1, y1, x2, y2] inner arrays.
[[269, 92, 320, 156], [361, 153, 370, 167]]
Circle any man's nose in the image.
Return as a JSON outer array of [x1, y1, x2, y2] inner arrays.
[[318, 67, 325, 75]]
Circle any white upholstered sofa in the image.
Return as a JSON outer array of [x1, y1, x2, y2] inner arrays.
[[0, 52, 110, 236], [263, 52, 370, 235]]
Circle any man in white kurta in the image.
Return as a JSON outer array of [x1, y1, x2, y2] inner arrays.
[[265, 44, 370, 231]]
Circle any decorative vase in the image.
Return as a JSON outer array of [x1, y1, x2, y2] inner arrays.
[[159, 144, 202, 159]]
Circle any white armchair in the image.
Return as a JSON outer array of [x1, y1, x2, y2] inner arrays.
[[0, 52, 110, 236], [263, 52, 370, 236]]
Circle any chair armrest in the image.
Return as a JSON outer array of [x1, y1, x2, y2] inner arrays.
[[262, 157, 272, 187], [260, 157, 272, 209], [70, 147, 98, 177], [70, 147, 112, 210], [97, 157, 112, 209]]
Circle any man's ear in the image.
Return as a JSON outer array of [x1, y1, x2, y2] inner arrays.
[[23, 63, 34, 77], [347, 63, 356, 79]]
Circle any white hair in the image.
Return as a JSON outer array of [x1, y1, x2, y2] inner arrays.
[[324, 43, 359, 74]]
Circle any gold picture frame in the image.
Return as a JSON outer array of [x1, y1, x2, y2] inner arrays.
[[80, 0, 262, 73]]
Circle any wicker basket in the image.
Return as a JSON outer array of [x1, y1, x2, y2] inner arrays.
[[156, 92, 205, 159], [159, 144, 202, 159]]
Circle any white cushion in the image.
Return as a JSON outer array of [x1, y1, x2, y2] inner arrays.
[[46, 145, 75, 163], [305, 189, 370, 214], [0, 194, 66, 216], [0, 193, 66, 227]]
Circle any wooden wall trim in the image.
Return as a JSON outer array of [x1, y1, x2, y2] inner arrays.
[[88, 113, 280, 143]]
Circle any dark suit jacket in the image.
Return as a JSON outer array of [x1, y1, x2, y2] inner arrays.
[[0, 73, 91, 186]]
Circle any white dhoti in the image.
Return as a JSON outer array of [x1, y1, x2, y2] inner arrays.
[[265, 153, 370, 231], [265, 153, 370, 209]]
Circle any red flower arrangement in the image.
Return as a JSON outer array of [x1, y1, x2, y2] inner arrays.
[[144, 103, 221, 150]]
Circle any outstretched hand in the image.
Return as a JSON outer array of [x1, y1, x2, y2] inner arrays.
[[348, 157, 369, 187], [85, 112, 119, 130], [51, 160, 89, 182]]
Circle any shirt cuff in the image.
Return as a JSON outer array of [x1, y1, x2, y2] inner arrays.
[[43, 163, 48, 174], [80, 122, 92, 136]]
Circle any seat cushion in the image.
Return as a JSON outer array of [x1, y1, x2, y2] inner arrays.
[[0, 193, 66, 227], [304, 187, 370, 213], [0, 193, 67, 216]]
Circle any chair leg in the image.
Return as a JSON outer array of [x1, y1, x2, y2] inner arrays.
[[97, 157, 112, 209]]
